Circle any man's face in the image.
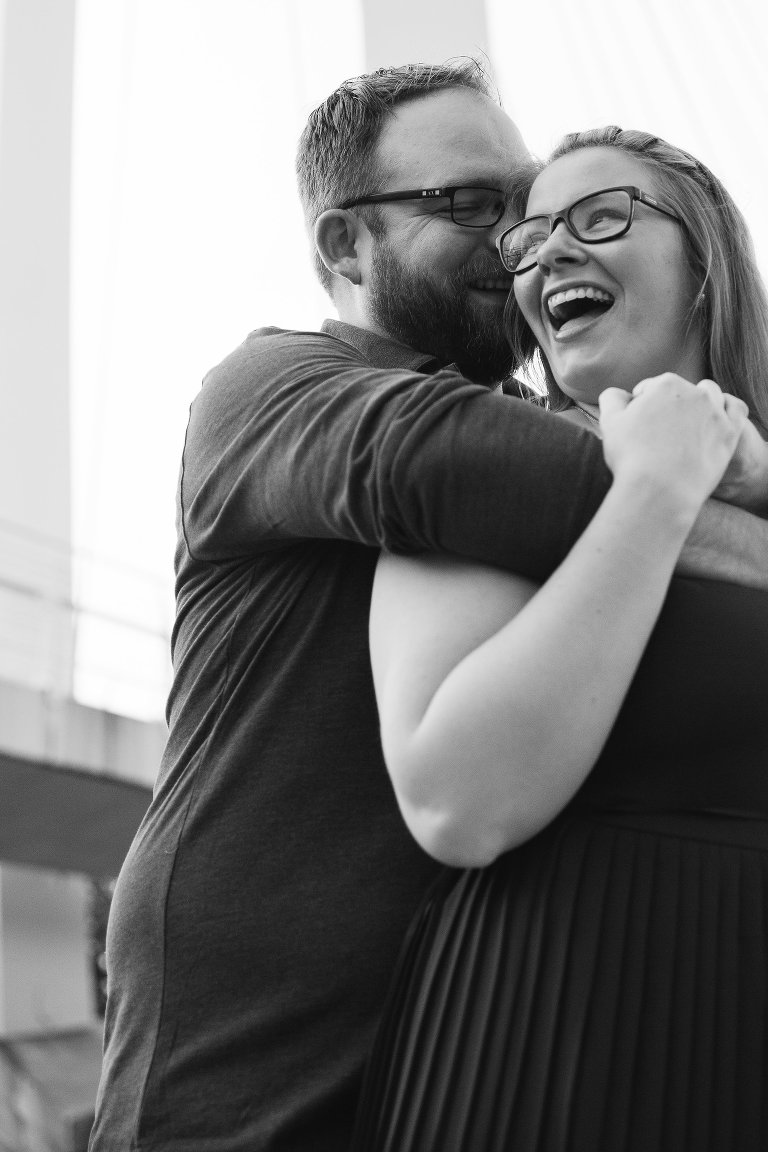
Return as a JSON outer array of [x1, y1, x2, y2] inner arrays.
[[361, 88, 530, 383]]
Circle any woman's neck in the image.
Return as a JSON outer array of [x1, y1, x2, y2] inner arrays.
[[557, 401, 602, 437]]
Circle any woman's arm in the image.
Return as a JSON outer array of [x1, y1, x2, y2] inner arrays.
[[370, 377, 745, 868]]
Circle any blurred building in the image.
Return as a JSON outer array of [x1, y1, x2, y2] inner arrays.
[[0, 1, 490, 1148], [0, 2, 164, 1147]]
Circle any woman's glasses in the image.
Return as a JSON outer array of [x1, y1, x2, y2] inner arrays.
[[497, 186, 682, 275]]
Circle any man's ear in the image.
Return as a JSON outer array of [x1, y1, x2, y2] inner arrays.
[[314, 209, 365, 285]]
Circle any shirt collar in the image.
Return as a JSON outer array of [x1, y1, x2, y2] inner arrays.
[[320, 319, 445, 375]]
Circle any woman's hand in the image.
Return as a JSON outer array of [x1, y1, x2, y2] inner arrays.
[[598, 374, 746, 514]]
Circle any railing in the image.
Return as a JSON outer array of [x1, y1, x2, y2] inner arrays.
[[0, 518, 172, 722]]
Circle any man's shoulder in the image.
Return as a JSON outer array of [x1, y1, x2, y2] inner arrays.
[[245, 323, 358, 352], [195, 324, 366, 405], [199, 321, 444, 407], [211, 324, 363, 377]]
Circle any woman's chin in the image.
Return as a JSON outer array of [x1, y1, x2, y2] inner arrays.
[[554, 375, 611, 407], [553, 356, 639, 405], [550, 353, 614, 404]]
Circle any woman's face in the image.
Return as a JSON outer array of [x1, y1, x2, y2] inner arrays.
[[513, 147, 706, 405]]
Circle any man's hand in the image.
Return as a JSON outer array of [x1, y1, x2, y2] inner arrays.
[[710, 415, 768, 515]]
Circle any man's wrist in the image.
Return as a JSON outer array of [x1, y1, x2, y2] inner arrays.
[[717, 469, 768, 516], [743, 453, 768, 514], [713, 427, 768, 516], [678, 498, 768, 589]]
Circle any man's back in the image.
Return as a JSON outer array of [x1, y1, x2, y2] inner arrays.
[[88, 326, 454, 1150], [97, 549, 438, 1150]]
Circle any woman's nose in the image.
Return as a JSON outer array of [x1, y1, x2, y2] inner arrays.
[[536, 219, 588, 273]]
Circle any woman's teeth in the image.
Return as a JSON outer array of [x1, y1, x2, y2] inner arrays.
[[547, 286, 615, 329], [547, 286, 614, 315]]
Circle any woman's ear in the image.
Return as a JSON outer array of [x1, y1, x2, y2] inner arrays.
[[314, 209, 364, 285]]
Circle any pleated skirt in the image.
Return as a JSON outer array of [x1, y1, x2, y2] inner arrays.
[[352, 813, 768, 1152]]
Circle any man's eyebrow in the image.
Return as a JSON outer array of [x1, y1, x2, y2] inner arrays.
[[447, 178, 506, 186]]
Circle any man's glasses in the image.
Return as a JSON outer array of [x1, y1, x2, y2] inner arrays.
[[496, 186, 683, 275], [338, 186, 507, 228]]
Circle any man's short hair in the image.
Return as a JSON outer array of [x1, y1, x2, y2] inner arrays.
[[296, 58, 499, 295]]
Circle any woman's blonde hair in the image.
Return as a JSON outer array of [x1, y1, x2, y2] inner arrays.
[[506, 126, 768, 430]]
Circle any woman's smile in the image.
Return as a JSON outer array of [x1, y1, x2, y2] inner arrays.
[[514, 146, 706, 406], [543, 282, 615, 336], [546, 284, 614, 328]]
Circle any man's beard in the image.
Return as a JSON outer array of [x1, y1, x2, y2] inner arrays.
[[367, 240, 515, 385]]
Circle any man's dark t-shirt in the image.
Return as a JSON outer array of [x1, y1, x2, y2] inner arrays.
[[89, 320, 609, 1151]]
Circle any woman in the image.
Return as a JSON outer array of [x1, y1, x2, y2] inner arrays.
[[352, 128, 768, 1151]]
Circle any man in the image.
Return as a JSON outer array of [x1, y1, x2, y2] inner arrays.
[[90, 60, 768, 1152]]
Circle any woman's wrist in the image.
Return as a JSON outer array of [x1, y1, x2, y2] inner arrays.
[[608, 468, 708, 542]]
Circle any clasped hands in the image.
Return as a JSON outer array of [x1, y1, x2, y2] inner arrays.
[[598, 373, 768, 515]]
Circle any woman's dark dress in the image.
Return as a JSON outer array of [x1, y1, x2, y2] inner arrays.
[[353, 577, 768, 1152]]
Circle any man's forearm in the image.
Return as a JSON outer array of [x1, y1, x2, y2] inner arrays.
[[678, 498, 768, 588], [184, 332, 613, 577], [710, 418, 768, 515]]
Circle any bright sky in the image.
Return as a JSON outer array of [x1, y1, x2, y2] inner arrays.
[[70, 0, 768, 720], [488, 0, 768, 271]]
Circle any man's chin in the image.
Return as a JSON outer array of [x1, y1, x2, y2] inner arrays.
[[453, 321, 514, 384], [453, 348, 514, 386], [367, 248, 513, 384]]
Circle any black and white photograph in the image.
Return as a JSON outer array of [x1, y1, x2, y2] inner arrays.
[[1, 1, 767, 1149]]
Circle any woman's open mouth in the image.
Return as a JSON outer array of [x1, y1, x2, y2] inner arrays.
[[545, 285, 615, 333]]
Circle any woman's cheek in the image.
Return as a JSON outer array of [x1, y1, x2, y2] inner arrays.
[[514, 283, 539, 334]]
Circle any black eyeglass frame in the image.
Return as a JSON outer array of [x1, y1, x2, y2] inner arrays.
[[496, 185, 683, 275], [337, 186, 507, 228]]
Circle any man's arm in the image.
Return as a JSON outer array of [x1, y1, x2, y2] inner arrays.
[[710, 417, 768, 515], [181, 329, 768, 588], [181, 329, 610, 580], [679, 498, 768, 588]]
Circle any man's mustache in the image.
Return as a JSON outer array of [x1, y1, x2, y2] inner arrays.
[[451, 262, 515, 290]]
